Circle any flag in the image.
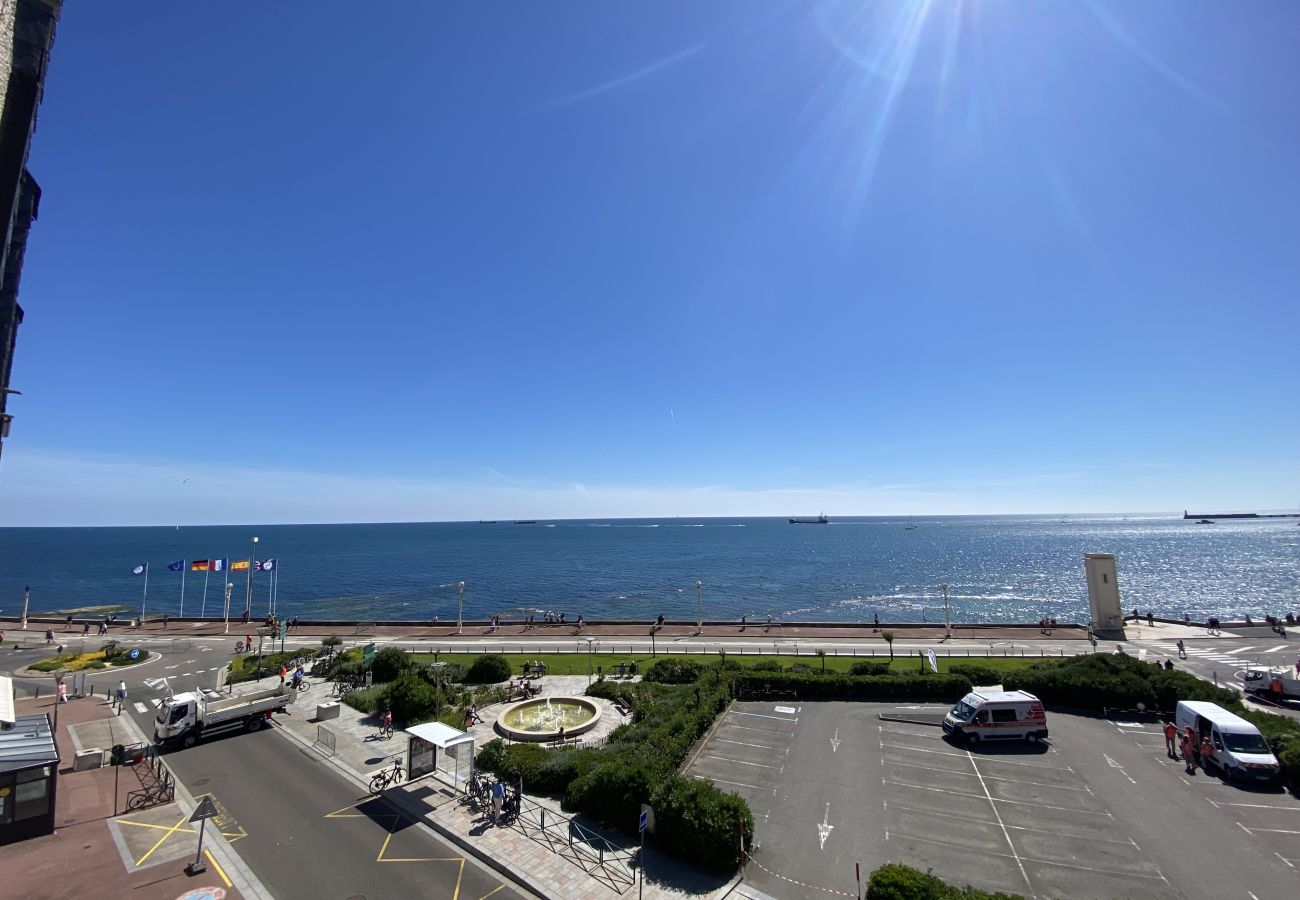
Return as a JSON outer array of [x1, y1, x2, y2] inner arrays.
[[191, 560, 210, 572], [131, 564, 148, 576], [926, 649, 938, 673], [211, 558, 227, 572], [258, 559, 277, 572], [167, 560, 185, 572], [231, 559, 250, 571]]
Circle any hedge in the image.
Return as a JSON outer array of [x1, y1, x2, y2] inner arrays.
[[650, 775, 754, 871], [866, 863, 1024, 899], [1002, 654, 1240, 712], [947, 663, 1003, 685], [371, 646, 412, 683], [732, 672, 972, 702], [382, 673, 440, 724], [848, 661, 891, 677], [643, 657, 705, 684]]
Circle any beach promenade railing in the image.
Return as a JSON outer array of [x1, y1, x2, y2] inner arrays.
[[508, 796, 637, 893], [400, 642, 1082, 660]]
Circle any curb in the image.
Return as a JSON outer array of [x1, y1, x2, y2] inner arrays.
[[269, 714, 549, 900], [112, 710, 275, 900]]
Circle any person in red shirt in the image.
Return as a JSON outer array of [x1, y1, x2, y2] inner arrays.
[[278, 664, 287, 685], [1198, 735, 1214, 772], [1163, 721, 1178, 758], [1180, 733, 1196, 775]]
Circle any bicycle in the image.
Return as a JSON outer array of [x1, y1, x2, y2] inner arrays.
[[127, 783, 174, 811], [466, 771, 492, 806], [293, 678, 310, 692], [377, 717, 394, 740], [369, 758, 404, 794]]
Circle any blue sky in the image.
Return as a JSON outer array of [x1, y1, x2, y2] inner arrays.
[[2, 0, 1297, 525]]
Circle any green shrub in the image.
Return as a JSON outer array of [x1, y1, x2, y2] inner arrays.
[[789, 662, 817, 674], [565, 760, 656, 827], [465, 654, 512, 684], [948, 663, 1002, 685], [849, 661, 891, 676], [748, 659, 784, 672], [476, 738, 506, 772], [371, 646, 410, 683], [733, 671, 972, 702], [866, 863, 1024, 899], [643, 658, 704, 684], [322, 634, 343, 648], [1002, 654, 1238, 712], [650, 775, 754, 872], [382, 673, 439, 724], [341, 684, 385, 715]]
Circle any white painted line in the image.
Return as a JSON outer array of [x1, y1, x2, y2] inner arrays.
[[881, 740, 1071, 771], [1103, 753, 1137, 785], [774, 705, 797, 714], [1223, 647, 1253, 654], [816, 803, 833, 850], [883, 780, 1112, 816], [885, 803, 1135, 845], [1276, 852, 1295, 869], [1207, 799, 1300, 811], [830, 728, 841, 752], [133, 702, 148, 714], [149, 698, 162, 708], [721, 722, 790, 736], [891, 831, 1167, 880], [714, 738, 782, 751], [1239, 825, 1300, 835], [693, 774, 775, 794], [164, 665, 179, 670], [970, 751, 1035, 892], [179, 673, 192, 677], [732, 711, 798, 723], [702, 755, 783, 770]]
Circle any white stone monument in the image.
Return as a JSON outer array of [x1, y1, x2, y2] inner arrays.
[[1084, 552, 1123, 635]]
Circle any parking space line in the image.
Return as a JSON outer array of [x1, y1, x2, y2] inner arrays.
[[1276, 852, 1295, 869], [881, 740, 1073, 771], [722, 722, 792, 736], [889, 831, 1167, 880], [715, 738, 786, 751], [888, 760, 1092, 793], [879, 725, 938, 737], [966, 752, 1032, 891], [693, 774, 775, 794], [1237, 823, 1300, 835], [702, 755, 783, 771], [1208, 799, 1300, 811], [1264, 645, 1290, 653], [884, 780, 1112, 816], [732, 711, 799, 723], [885, 802, 1135, 845]]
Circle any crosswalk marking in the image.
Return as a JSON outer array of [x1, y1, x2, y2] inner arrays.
[[1224, 647, 1253, 655], [133, 702, 148, 713], [1264, 645, 1290, 653]]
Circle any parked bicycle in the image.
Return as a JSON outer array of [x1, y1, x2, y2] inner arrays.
[[127, 783, 174, 811], [369, 758, 404, 794], [466, 771, 492, 806]]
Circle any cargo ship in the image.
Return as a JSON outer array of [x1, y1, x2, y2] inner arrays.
[[789, 513, 829, 524]]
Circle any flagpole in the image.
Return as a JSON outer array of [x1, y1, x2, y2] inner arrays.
[[201, 566, 210, 618], [273, 564, 280, 616], [141, 563, 150, 621], [266, 562, 273, 616], [180, 560, 187, 618]]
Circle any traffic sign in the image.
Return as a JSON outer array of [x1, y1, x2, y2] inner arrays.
[[279, 621, 288, 639], [639, 809, 649, 833], [189, 795, 219, 823], [129, 648, 140, 660], [362, 642, 376, 666]]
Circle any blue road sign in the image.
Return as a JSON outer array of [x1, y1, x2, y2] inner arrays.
[[129, 648, 140, 660], [639, 809, 649, 833]]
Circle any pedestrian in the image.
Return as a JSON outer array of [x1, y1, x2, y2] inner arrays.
[[241, 609, 249, 625], [1177, 639, 1186, 659], [1164, 658, 1174, 670], [246, 634, 253, 653], [57, 679, 67, 703], [45, 628, 54, 644], [1163, 721, 1178, 758], [162, 613, 169, 630], [1199, 734, 1214, 771], [1183, 613, 1190, 627], [740, 614, 747, 630], [65, 614, 73, 630], [1181, 732, 1196, 774], [873, 613, 880, 630], [117, 680, 128, 710], [1131, 608, 1139, 622], [491, 778, 505, 824], [1147, 611, 1155, 627], [279, 664, 287, 686], [82, 622, 90, 636]]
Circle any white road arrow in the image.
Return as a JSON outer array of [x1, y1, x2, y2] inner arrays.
[[817, 803, 834, 850], [1104, 753, 1137, 785], [829, 729, 841, 753]]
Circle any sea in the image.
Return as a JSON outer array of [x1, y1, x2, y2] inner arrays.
[[1, 515, 1297, 625]]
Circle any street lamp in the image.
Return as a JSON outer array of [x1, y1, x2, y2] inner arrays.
[[457, 581, 465, 635], [245, 536, 259, 617], [222, 581, 234, 634], [696, 580, 703, 635], [585, 636, 595, 685], [940, 583, 951, 639]]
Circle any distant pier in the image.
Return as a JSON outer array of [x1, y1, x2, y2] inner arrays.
[[1183, 510, 1300, 520]]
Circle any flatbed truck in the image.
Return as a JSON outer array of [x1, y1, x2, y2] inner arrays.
[[154, 685, 292, 749]]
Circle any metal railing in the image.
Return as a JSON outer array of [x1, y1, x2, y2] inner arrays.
[[506, 796, 636, 892], [126, 744, 176, 810], [314, 724, 337, 757]]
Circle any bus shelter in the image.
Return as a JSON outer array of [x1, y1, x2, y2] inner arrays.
[[404, 722, 475, 790]]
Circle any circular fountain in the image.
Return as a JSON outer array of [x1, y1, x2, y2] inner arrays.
[[495, 696, 602, 742]]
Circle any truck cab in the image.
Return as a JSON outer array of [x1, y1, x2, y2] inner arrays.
[[154, 692, 205, 748]]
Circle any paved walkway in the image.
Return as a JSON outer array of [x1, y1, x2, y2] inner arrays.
[[0, 692, 269, 900], [270, 676, 738, 900]]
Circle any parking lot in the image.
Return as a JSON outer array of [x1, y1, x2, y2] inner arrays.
[[684, 700, 1300, 899]]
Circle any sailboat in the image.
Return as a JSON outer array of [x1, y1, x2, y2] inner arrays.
[[904, 517, 916, 530]]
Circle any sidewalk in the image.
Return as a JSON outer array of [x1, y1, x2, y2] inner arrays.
[[270, 676, 738, 900], [0, 692, 269, 900]]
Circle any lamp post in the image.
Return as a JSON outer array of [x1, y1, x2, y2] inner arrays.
[[940, 583, 951, 639], [430, 661, 448, 724], [696, 580, 703, 635], [585, 636, 595, 685], [223, 581, 234, 634], [245, 536, 259, 617], [457, 581, 465, 635], [21, 584, 29, 630]]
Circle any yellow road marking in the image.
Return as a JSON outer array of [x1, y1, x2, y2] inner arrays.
[[117, 818, 246, 843], [325, 798, 464, 864], [134, 813, 190, 867], [222, 825, 248, 843], [478, 884, 505, 899], [205, 849, 233, 888], [453, 857, 464, 900]]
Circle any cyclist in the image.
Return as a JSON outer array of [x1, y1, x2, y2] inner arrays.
[[381, 708, 393, 737], [291, 664, 305, 689]]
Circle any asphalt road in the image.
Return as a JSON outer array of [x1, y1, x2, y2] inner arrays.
[[142, 721, 524, 900]]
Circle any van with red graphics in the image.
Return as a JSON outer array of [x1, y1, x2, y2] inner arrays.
[[943, 690, 1048, 744]]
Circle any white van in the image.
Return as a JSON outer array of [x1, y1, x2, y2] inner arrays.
[[943, 690, 1048, 744], [1175, 701, 1281, 785]]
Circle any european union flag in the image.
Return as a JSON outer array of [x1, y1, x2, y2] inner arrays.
[[167, 560, 185, 572]]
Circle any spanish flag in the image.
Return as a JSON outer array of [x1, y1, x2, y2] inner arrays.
[[231, 559, 251, 571], [191, 560, 210, 572]]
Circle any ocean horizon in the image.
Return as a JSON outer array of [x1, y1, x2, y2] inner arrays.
[[2, 514, 1296, 625]]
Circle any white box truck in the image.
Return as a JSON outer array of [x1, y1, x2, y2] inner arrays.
[[1175, 700, 1281, 785], [154, 685, 292, 749], [943, 690, 1049, 744]]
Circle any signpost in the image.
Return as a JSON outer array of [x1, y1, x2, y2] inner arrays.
[[362, 642, 376, 668], [185, 795, 219, 876], [638, 806, 650, 900]]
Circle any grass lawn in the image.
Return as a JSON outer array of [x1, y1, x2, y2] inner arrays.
[[404, 651, 1050, 678]]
